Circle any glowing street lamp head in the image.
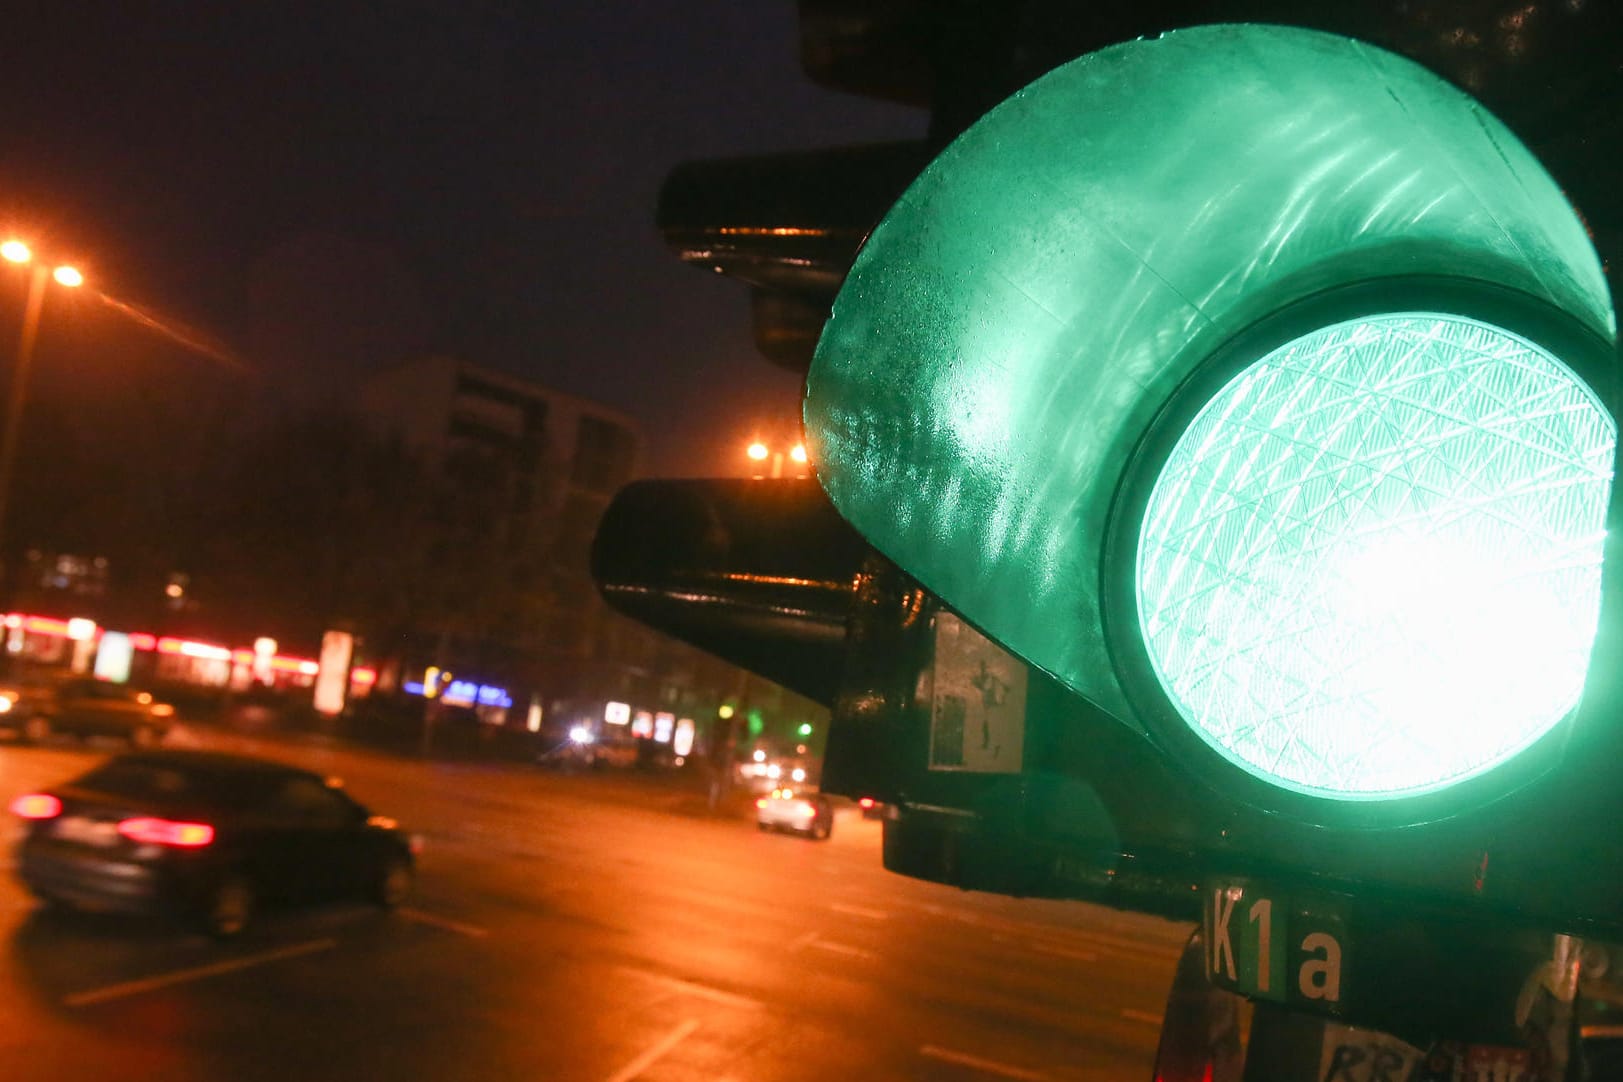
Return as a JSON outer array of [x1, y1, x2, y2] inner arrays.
[[1, 240, 31, 264], [746, 441, 769, 462], [789, 444, 808, 464], [52, 265, 83, 288]]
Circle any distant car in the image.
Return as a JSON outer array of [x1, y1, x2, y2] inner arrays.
[[2, 676, 174, 747], [857, 796, 886, 820], [755, 788, 834, 840], [737, 755, 816, 794], [11, 750, 416, 937]]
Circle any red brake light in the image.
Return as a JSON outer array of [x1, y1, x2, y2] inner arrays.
[[859, 797, 875, 809], [117, 817, 215, 847], [10, 793, 61, 820]]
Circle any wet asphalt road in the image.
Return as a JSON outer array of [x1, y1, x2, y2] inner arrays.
[[0, 728, 1190, 1082]]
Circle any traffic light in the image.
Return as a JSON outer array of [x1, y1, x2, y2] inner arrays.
[[603, 8, 1623, 1056], [801, 20, 1623, 981]]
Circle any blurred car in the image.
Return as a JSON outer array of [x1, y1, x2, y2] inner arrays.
[[857, 796, 886, 820], [10, 749, 416, 937], [755, 787, 834, 840], [736, 752, 817, 794], [1, 676, 174, 747]]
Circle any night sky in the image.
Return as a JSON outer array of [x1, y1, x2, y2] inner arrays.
[[0, 2, 924, 478]]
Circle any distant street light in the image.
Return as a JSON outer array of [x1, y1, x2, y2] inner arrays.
[[0, 238, 86, 588], [744, 438, 809, 479]]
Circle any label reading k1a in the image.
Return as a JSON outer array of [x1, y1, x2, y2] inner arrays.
[[1204, 881, 1345, 1011]]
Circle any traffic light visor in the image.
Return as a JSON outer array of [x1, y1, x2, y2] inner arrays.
[[1137, 312, 1614, 799]]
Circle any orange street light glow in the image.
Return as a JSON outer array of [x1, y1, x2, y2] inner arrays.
[[790, 444, 808, 464], [1, 240, 31, 264], [53, 266, 84, 288], [746, 441, 769, 461]]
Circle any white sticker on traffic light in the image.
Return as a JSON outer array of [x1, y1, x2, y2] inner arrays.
[[926, 612, 1026, 773]]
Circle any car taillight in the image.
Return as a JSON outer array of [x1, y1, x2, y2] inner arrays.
[[859, 797, 875, 809], [10, 793, 61, 819], [117, 817, 215, 847]]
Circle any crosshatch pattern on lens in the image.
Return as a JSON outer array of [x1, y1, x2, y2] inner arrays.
[[1136, 313, 1616, 800]]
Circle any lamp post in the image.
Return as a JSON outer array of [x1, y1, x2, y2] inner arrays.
[[0, 240, 84, 584], [745, 439, 808, 479]]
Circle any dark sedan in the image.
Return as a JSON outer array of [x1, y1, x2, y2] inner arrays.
[[10, 750, 416, 937]]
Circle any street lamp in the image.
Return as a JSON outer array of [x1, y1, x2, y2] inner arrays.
[[744, 438, 809, 479], [0, 238, 84, 587]]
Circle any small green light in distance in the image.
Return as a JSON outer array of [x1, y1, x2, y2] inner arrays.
[[797, 722, 814, 737], [1136, 313, 1615, 800]]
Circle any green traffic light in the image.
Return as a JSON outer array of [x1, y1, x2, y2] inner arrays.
[[797, 722, 814, 737], [804, 24, 1616, 809], [1137, 313, 1614, 799]]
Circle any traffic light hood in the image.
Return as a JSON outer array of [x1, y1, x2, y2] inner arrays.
[[805, 24, 1618, 808]]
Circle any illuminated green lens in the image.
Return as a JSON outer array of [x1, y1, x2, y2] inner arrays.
[[1137, 313, 1615, 800]]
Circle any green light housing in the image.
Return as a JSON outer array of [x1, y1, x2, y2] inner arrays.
[[805, 25, 1617, 812]]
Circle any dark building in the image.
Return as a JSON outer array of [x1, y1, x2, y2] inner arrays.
[[358, 356, 643, 702]]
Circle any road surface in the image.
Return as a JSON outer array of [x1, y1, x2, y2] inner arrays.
[[0, 727, 1190, 1081]]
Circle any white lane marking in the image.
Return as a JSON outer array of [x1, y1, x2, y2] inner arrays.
[[621, 967, 764, 1011], [919, 1045, 1051, 1081], [1029, 943, 1098, 963], [924, 904, 1176, 963], [64, 938, 338, 1007], [830, 902, 889, 920], [808, 938, 876, 960], [1120, 1008, 1165, 1026], [603, 1018, 701, 1082], [397, 906, 490, 938], [788, 931, 875, 960], [899, 898, 1185, 959]]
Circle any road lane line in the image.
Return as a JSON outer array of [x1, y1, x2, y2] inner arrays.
[[603, 1018, 700, 1082], [1120, 1008, 1165, 1026], [621, 967, 764, 1011], [398, 906, 490, 938], [919, 1045, 1050, 1081], [830, 902, 889, 920], [809, 938, 876, 960], [787, 930, 820, 952], [64, 938, 338, 1007], [1029, 943, 1099, 963]]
